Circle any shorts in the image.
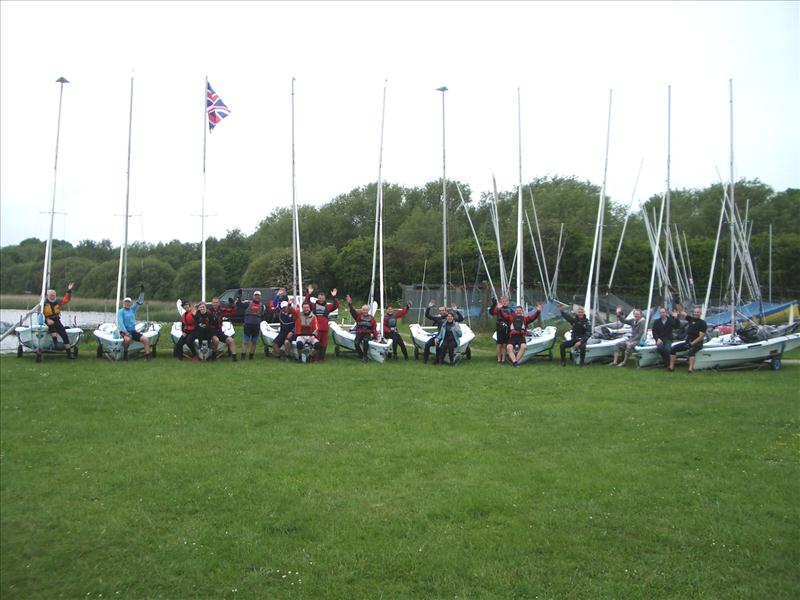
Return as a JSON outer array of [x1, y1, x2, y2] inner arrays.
[[274, 330, 292, 347], [496, 322, 510, 345], [124, 329, 143, 342], [242, 323, 260, 342], [508, 332, 526, 347], [215, 329, 230, 343], [297, 335, 318, 346]]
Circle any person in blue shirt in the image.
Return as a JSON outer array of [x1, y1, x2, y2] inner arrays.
[[117, 286, 152, 360]]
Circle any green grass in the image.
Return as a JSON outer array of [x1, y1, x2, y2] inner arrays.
[[1, 339, 798, 599]]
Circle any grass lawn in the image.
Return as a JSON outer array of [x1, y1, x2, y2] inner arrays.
[[1, 338, 798, 599]]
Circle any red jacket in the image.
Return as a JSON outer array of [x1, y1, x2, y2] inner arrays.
[[293, 307, 319, 336], [500, 310, 541, 334], [303, 294, 339, 332], [181, 310, 196, 332], [382, 305, 409, 336], [349, 303, 378, 338]]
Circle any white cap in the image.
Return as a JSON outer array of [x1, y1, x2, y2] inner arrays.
[[253, 290, 262, 296], [123, 297, 132, 303], [280, 300, 289, 308]]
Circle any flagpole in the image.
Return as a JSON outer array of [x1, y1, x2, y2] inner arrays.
[[40, 77, 69, 312], [436, 86, 448, 307], [201, 76, 209, 302]]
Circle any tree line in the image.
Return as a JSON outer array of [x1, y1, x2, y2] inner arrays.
[[2, 176, 798, 304]]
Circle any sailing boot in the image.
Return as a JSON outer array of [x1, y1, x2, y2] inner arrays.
[[249, 353, 254, 360], [231, 353, 238, 362]]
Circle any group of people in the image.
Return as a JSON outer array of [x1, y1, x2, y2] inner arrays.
[[33, 282, 707, 370]]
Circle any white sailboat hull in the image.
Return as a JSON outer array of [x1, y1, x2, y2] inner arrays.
[[329, 321, 392, 363], [15, 324, 83, 354], [409, 323, 475, 364], [93, 322, 161, 360], [492, 326, 558, 364], [169, 321, 235, 360], [563, 326, 632, 364], [691, 333, 800, 370]]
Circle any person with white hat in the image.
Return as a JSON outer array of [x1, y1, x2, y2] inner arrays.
[[116, 285, 151, 360], [272, 300, 296, 359]]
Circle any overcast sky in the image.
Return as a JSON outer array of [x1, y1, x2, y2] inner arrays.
[[1, 0, 797, 248]]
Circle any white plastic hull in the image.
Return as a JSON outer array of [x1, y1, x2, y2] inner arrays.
[[93, 322, 161, 360], [409, 323, 475, 364], [15, 325, 83, 353], [329, 321, 392, 363], [563, 329, 631, 364], [169, 321, 235, 360], [492, 326, 557, 364], [692, 333, 800, 370]]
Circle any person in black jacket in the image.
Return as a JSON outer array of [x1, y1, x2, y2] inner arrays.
[[559, 305, 590, 366], [423, 300, 464, 364], [669, 306, 707, 373], [652, 306, 680, 368], [489, 295, 514, 364]]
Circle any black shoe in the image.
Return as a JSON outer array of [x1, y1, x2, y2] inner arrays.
[[560, 359, 566, 367], [249, 353, 254, 360], [232, 355, 238, 362]]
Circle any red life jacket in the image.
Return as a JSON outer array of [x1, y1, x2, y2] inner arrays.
[[182, 311, 196, 332]]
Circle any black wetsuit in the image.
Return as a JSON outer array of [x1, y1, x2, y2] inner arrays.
[[670, 315, 707, 357], [423, 306, 464, 363], [559, 309, 590, 365]]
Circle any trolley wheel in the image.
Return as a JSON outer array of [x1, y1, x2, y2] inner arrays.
[[465, 347, 472, 360], [97, 345, 103, 358], [264, 346, 269, 356], [35, 352, 43, 363], [16, 345, 23, 358], [151, 346, 157, 358], [334, 344, 341, 357], [414, 346, 419, 360], [72, 346, 79, 358], [770, 357, 782, 371]]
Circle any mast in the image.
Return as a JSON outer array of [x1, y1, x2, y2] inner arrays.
[[40, 76, 69, 310], [436, 86, 448, 306], [728, 79, 736, 329], [607, 158, 643, 291], [291, 77, 302, 301], [201, 77, 207, 302], [377, 81, 388, 327], [768, 223, 772, 303], [115, 75, 133, 310], [663, 85, 673, 305], [516, 88, 524, 308]]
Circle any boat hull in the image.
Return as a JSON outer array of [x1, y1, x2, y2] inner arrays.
[[169, 321, 235, 360], [409, 323, 475, 364], [493, 326, 557, 364], [328, 322, 392, 363], [15, 325, 83, 354], [93, 322, 161, 360]]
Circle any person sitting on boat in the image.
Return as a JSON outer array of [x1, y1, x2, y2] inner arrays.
[[40, 282, 76, 359], [270, 287, 289, 321], [435, 312, 462, 366], [423, 301, 464, 364], [500, 303, 542, 368], [210, 296, 238, 361], [346, 295, 378, 363], [489, 296, 514, 364], [559, 305, 589, 366], [669, 306, 707, 373], [294, 301, 321, 363], [116, 286, 151, 361], [652, 306, 680, 368], [193, 302, 217, 357], [610, 305, 646, 367], [383, 301, 412, 360], [174, 299, 198, 361], [272, 300, 296, 359], [237, 289, 267, 360], [304, 285, 339, 361]]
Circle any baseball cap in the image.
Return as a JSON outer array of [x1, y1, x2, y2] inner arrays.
[[280, 300, 288, 308], [123, 297, 132, 303], [253, 290, 262, 296]]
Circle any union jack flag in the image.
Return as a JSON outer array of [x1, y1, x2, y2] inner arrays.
[[206, 80, 230, 131]]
